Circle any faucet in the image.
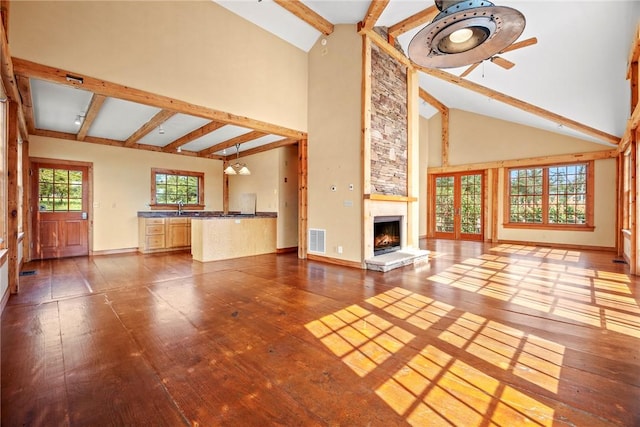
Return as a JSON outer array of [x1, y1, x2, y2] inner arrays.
[[177, 200, 184, 215]]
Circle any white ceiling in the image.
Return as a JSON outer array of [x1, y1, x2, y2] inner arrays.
[[216, 0, 640, 146]]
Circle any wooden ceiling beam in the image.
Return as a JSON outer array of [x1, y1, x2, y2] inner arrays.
[[419, 88, 447, 114], [416, 64, 620, 145], [228, 137, 298, 160], [273, 0, 333, 35], [11, 57, 307, 140], [15, 75, 35, 133], [359, 0, 390, 32], [124, 109, 176, 147], [77, 94, 106, 141], [162, 120, 226, 153], [199, 130, 266, 158], [388, 5, 437, 38]]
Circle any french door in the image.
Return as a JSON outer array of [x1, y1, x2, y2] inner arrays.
[[31, 161, 90, 259], [431, 171, 484, 241]]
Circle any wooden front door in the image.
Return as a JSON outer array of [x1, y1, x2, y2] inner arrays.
[[431, 171, 484, 241], [31, 161, 90, 259]]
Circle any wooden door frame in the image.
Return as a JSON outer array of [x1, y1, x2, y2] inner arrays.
[[28, 157, 93, 261], [428, 170, 486, 241]]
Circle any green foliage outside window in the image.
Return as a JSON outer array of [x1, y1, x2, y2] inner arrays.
[[155, 173, 199, 205], [38, 168, 83, 212], [509, 163, 587, 225]]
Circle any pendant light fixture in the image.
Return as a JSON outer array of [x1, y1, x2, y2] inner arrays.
[[224, 144, 251, 175], [408, 0, 526, 69]]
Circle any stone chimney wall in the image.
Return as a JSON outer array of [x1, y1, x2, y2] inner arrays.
[[370, 34, 408, 196]]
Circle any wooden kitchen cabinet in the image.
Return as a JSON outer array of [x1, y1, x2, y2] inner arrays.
[[166, 218, 191, 248], [138, 217, 191, 253]]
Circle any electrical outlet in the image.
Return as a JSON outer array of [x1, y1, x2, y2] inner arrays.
[[337, 246, 343, 254]]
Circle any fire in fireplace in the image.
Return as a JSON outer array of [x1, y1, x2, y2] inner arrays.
[[373, 216, 401, 255]]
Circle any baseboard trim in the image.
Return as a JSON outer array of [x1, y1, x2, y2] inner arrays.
[[495, 239, 616, 252], [90, 248, 139, 256], [277, 247, 298, 254], [307, 254, 364, 269]]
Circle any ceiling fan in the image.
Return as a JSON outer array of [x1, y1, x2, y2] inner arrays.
[[459, 36, 538, 77]]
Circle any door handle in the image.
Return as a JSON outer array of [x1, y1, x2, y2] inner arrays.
[[82, 212, 88, 220]]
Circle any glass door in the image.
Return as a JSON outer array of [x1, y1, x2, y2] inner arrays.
[[432, 172, 484, 241]]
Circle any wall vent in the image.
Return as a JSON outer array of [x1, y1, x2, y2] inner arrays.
[[308, 229, 326, 254]]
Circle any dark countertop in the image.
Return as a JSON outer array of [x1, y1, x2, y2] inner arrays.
[[138, 211, 277, 219]]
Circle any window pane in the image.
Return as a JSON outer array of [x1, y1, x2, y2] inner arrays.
[[69, 171, 83, 184], [69, 199, 82, 211]]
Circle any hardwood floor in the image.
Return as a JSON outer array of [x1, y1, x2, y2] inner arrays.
[[2, 240, 640, 426]]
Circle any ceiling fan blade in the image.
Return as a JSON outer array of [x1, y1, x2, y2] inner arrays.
[[500, 37, 538, 54], [490, 56, 515, 70], [460, 62, 481, 78]]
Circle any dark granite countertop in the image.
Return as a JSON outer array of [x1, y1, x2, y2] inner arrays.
[[138, 211, 276, 219]]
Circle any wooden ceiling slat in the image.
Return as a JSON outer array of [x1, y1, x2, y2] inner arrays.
[[388, 5, 437, 38], [419, 88, 447, 114], [77, 94, 106, 141], [162, 121, 226, 153], [229, 137, 298, 160], [11, 57, 307, 140], [124, 109, 176, 147], [199, 130, 266, 158], [273, 0, 333, 35], [359, 0, 390, 31], [15, 75, 35, 133]]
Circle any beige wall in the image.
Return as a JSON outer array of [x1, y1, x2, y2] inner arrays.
[[227, 146, 299, 250], [418, 115, 430, 237], [307, 25, 363, 262], [9, 0, 308, 132], [30, 136, 223, 252], [426, 109, 617, 248], [429, 109, 609, 168], [278, 145, 299, 249]]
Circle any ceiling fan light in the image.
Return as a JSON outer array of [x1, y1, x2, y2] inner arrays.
[[438, 26, 490, 54], [449, 28, 473, 44]]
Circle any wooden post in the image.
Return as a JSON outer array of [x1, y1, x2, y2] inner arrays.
[[298, 139, 308, 259], [20, 138, 28, 264], [491, 168, 499, 243], [222, 167, 229, 214], [7, 101, 18, 293], [441, 109, 450, 167]]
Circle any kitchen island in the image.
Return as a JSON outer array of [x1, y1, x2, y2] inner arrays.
[[137, 211, 276, 261], [190, 214, 277, 262]]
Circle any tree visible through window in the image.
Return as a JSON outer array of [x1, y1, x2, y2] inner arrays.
[[38, 168, 83, 212], [507, 162, 592, 228], [151, 168, 204, 207]]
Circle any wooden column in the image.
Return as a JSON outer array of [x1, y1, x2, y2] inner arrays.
[[7, 101, 18, 293], [441, 109, 450, 167], [406, 67, 419, 248], [222, 168, 229, 214], [21, 138, 29, 262], [298, 138, 308, 259], [491, 168, 499, 243]]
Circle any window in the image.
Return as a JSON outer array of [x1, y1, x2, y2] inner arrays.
[[505, 162, 593, 230], [38, 167, 83, 211], [151, 168, 204, 209]]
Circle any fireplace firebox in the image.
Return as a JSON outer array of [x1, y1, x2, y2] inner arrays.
[[373, 216, 401, 255]]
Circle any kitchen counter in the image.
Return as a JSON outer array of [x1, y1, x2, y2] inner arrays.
[[137, 211, 277, 218], [191, 215, 277, 262]]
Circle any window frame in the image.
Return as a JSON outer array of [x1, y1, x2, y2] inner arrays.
[[150, 168, 205, 210], [503, 161, 594, 231]]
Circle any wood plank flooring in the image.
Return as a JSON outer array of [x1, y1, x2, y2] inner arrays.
[[2, 240, 640, 426]]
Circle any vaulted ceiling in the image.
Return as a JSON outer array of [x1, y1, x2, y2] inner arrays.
[[217, 0, 639, 146], [2, 1, 639, 156]]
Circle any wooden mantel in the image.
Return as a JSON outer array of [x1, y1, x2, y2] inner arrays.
[[365, 194, 417, 202]]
